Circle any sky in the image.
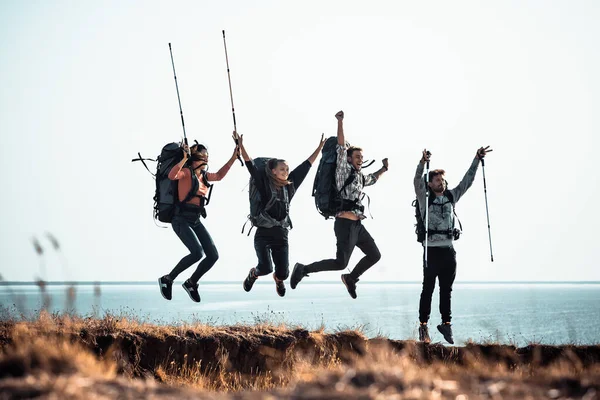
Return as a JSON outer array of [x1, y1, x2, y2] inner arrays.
[[0, 0, 598, 282]]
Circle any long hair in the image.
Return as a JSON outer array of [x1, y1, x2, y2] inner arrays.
[[189, 150, 208, 171], [265, 158, 290, 188]]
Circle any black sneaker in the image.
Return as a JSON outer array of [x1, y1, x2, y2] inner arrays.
[[341, 274, 359, 299], [290, 262, 309, 289], [274, 275, 286, 297], [158, 275, 173, 300], [182, 279, 201, 303], [437, 323, 454, 344], [243, 268, 258, 292], [419, 323, 431, 343]]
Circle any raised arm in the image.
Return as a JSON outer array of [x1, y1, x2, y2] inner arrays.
[[335, 110, 345, 145], [307, 133, 326, 165], [372, 158, 389, 180], [205, 142, 239, 182], [235, 131, 252, 162], [413, 149, 430, 212], [363, 158, 389, 187], [448, 146, 492, 203], [168, 145, 190, 180]]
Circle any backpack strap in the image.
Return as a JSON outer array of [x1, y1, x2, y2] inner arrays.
[[282, 185, 293, 229], [263, 183, 279, 212], [201, 170, 214, 206], [445, 191, 463, 232], [132, 152, 156, 176], [338, 169, 356, 196]]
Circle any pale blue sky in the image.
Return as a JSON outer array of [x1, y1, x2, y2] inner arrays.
[[0, 0, 598, 282]]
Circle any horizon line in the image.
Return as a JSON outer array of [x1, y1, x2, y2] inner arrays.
[[1, 280, 599, 286]]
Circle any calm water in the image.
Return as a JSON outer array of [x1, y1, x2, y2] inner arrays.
[[1, 282, 599, 346]]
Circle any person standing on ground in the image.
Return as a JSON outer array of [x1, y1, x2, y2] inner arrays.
[[415, 146, 492, 344]]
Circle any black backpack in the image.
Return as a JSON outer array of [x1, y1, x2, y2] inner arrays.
[[312, 137, 344, 219], [312, 137, 374, 219], [243, 157, 294, 234], [133, 142, 213, 223], [412, 185, 462, 243]]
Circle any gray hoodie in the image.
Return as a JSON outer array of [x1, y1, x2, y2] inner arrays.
[[414, 158, 480, 247]]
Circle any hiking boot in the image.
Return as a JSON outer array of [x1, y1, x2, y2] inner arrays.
[[437, 323, 454, 344], [419, 323, 431, 343], [341, 274, 359, 299], [158, 275, 173, 300], [274, 275, 286, 297], [290, 262, 309, 289], [182, 279, 201, 303], [243, 268, 258, 292]]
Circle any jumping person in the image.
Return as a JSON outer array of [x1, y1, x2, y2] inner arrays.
[[158, 140, 240, 302], [238, 132, 326, 297], [290, 111, 389, 299], [415, 146, 492, 344]]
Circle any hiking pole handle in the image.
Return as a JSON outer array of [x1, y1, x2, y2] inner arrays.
[[168, 43, 188, 145], [222, 30, 244, 166]]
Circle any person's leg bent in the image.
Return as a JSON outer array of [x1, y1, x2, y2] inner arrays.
[[189, 221, 219, 283], [253, 228, 274, 277], [304, 218, 356, 273], [438, 247, 457, 323], [270, 228, 290, 281], [168, 217, 204, 280], [349, 224, 381, 279]]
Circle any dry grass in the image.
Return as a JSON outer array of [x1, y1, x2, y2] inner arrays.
[[0, 314, 599, 399]]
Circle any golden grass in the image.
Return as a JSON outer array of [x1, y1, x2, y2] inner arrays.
[[1, 314, 599, 399]]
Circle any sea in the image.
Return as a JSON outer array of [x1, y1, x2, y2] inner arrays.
[[1, 281, 599, 347]]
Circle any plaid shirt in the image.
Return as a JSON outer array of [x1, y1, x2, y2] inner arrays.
[[335, 143, 377, 219]]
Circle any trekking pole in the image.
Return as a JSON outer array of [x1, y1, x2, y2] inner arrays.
[[481, 158, 494, 262], [168, 43, 188, 149], [222, 30, 244, 166], [424, 151, 430, 268]]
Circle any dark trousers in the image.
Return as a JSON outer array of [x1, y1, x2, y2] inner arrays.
[[304, 218, 381, 279], [253, 226, 289, 281], [168, 212, 219, 283], [418, 246, 457, 323]]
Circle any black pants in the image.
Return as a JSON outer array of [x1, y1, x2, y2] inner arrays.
[[253, 226, 289, 281], [304, 218, 381, 279], [418, 246, 457, 323], [168, 210, 219, 284]]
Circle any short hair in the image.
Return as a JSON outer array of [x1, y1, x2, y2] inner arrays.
[[347, 146, 363, 158], [428, 169, 446, 181]]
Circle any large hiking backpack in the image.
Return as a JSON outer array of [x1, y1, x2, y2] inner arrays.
[[153, 143, 184, 223], [412, 183, 462, 243], [312, 137, 374, 219], [312, 137, 349, 219], [133, 142, 213, 224], [243, 157, 294, 234]]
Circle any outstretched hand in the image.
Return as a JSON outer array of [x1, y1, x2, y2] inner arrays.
[[317, 133, 326, 150], [382, 158, 389, 170], [233, 131, 243, 147], [335, 110, 344, 121], [476, 146, 493, 160], [420, 149, 431, 164]]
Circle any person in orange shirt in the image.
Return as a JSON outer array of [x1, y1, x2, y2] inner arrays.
[[158, 141, 239, 303]]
